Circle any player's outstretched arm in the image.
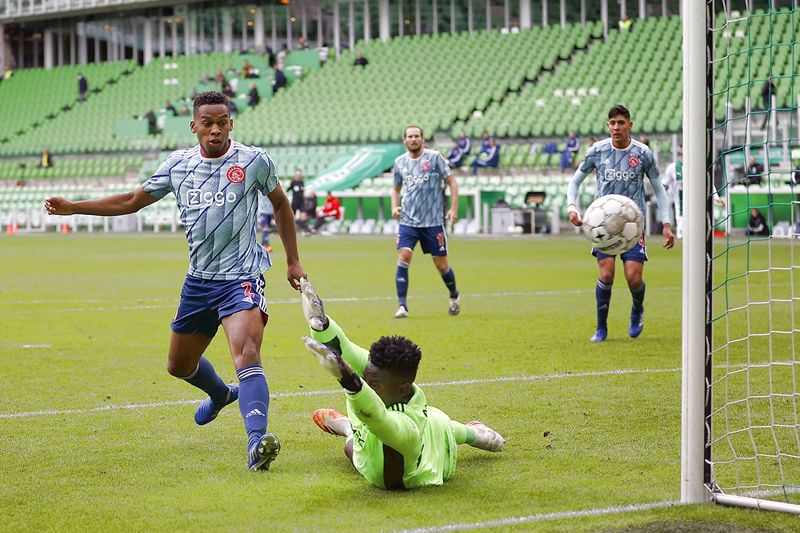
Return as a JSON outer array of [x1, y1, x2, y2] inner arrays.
[[566, 169, 589, 226], [303, 337, 420, 458], [445, 175, 459, 224], [300, 279, 369, 375], [45, 187, 158, 217], [268, 185, 306, 290], [390, 185, 402, 218]]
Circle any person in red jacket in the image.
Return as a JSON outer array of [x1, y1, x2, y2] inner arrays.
[[312, 191, 342, 233]]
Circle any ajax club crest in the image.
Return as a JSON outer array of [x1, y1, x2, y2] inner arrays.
[[227, 166, 245, 183]]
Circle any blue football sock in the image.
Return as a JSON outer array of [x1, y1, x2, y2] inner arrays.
[[261, 228, 269, 246], [236, 365, 269, 448], [182, 357, 229, 404], [630, 281, 646, 314], [396, 261, 410, 308], [440, 267, 459, 298], [596, 279, 612, 330]]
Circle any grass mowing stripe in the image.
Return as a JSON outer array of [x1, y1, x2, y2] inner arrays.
[[0, 366, 683, 419], [0, 287, 683, 314], [393, 500, 682, 532]]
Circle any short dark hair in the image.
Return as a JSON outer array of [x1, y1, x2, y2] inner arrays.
[[404, 125, 424, 139], [608, 104, 631, 120], [193, 91, 229, 112], [369, 335, 422, 380]]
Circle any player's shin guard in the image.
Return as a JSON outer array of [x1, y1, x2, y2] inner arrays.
[[630, 281, 645, 314], [440, 267, 458, 299], [596, 279, 612, 331], [236, 365, 269, 448], [182, 356, 230, 404], [395, 261, 410, 308]]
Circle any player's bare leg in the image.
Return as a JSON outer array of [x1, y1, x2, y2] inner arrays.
[[221, 308, 280, 471], [394, 248, 413, 318], [433, 255, 460, 316], [167, 332, 240, 425], [592, 257, 615, 342], [624, 260, 646, 338]]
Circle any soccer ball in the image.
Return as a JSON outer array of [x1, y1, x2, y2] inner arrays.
[[581, 194, 644, 255]]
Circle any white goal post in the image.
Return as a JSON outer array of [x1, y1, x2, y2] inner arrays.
[[681, 0, 800, 514]]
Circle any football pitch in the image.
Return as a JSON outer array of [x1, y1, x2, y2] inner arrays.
[[1, 233, 796, 532]]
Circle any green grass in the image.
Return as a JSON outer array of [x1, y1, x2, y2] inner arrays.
[[1, 233, 798, 532]]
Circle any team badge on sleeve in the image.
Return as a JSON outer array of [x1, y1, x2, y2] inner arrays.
[[227, 166, 246, 183], [628, 156, 640, 168]]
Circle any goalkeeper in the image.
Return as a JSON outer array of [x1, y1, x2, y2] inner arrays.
[[298, 279, 505, 490]]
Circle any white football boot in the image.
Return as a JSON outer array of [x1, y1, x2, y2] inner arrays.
[[467, 420, 505, 452]]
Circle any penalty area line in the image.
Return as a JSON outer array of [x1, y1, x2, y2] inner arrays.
[[392, 499, 682, 533], [0, 366, 682, 420]]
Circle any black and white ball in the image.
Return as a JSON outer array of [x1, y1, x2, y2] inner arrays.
[[581, 194, 644, 255]]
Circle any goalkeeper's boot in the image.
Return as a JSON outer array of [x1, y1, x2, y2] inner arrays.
[[300, 278, 328, 332], [590, 329, 608, 343], [629, 306, 644, 338], [312, 408, 352, 437], [393, 305, 409, 319], [194, 383, 239, 425], [448, 294, 461, 316], [466, 421, 505, 452], [248, 433, 281, 472]]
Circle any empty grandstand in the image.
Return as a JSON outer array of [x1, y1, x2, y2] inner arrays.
[[0, 1, 796, 237]]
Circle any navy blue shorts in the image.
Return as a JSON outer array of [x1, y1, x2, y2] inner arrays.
[[593, 235, 648, 263], [172, 274, 269, 338], [397, 224, 448, 256]]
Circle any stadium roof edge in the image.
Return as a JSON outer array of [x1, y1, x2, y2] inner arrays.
[[0, 0, 194, 24]]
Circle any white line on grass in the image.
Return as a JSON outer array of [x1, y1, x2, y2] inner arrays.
[[0, 366, 682, 419], [0, 287, 681, 315], [393, 500, 681, 532]]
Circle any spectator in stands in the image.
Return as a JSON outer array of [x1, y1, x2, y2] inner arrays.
[[560, 130, 580, 172], [541, 141, 559, 168], [312, 191, 342, 233], [446, 140, 466, 169], [471, 139, 500, 175], [290, 169, 305, 213], [480, 131, 493, 153], [296, 190, 319, 235], [748, 208, 770, 236], [272, 64, 287, 94], [353, 52, 369, 68], [241, 60, 257, 78], [761, 76, 778, 128], [179, 105, 191, 116], [214, 68, 227, 85], [298, 37, 310, 50], [258, 191, 274, 252], [639, 134, 650, 147], [745, 155, 763, 186], [145, 107, 158, 134], [618, 14, 633, 32], [221, 83, 236, 98], [38, 149, 53, 168], [248, 82, 260, 107], [227, 96, 239, 117], [165, 100, 178, 116], [77, 73, 88, 102], [457, 131, 471, 156], [191, 87, 199, 100]]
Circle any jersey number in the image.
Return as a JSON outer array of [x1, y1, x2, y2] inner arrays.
[[241, 282, 255, 299], [436, 233, 445, 247]]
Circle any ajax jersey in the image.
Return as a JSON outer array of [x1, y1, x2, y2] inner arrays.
[[143, 140, 278, 280]]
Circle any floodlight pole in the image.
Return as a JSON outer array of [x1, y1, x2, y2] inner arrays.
[[680, 0, 709, 505]]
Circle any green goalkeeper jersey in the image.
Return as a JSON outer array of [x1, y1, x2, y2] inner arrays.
[[312, 318, 458, 489]]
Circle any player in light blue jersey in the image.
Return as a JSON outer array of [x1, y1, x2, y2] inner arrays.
[[566, 105, 674, 343], [391, 126, 460, 318], [45, 91, 306, 471]]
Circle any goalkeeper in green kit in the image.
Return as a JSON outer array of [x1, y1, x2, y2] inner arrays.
[[299, 279, 505, 490]]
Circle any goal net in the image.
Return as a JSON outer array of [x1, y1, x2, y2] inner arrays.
[[685, 1, 800, 512]]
